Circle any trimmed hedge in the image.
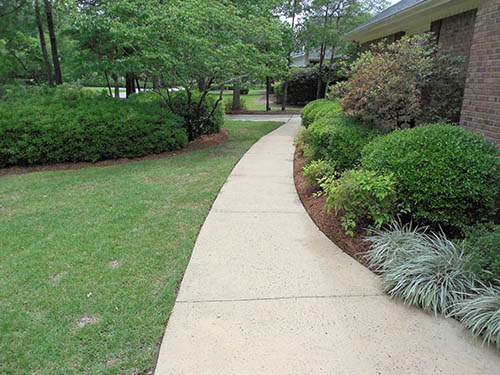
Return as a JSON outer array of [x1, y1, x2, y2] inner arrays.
[[0, 87, 187, 167], [305, 114, 380, 171], [129, 90, 224, 141], [362, 124, 500, 232], [301, 99, 339, 128]]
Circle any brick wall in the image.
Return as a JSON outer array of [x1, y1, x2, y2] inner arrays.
[[438, 10, 477, 80], [460, 0, 500, 146]]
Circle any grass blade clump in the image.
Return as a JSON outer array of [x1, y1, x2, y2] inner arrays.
[[453, 286, 500, 350], [366, 222, 478, 315]]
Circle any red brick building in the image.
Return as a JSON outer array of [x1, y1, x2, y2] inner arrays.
[[343, 0, 500, 146]]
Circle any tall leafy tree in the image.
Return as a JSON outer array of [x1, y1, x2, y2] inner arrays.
[[146, 0, 286, 114], [298, 0, 389, 98]]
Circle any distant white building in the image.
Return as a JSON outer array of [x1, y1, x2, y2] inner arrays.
[[291, 48, 335, 67]]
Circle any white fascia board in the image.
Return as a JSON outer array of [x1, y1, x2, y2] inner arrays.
[[343, 0, 478, 43]]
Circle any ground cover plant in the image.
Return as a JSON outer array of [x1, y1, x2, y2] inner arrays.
[[453, 285, 500, 350], [366, 223, 478, 315], [0, 119, 283, 375]]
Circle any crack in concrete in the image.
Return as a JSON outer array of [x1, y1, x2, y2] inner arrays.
[[177, 294, 386, 304]]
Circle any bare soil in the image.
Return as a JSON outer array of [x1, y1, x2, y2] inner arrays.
[[0, 129, 230, 177], [293, 148, 370, 266]]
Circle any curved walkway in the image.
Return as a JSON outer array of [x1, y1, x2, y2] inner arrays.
[[155, 115, 499, 374]]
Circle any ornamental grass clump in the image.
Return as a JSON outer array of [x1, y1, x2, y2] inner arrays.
[[452, 286, 500, 350], [366, 222, 478, 315]]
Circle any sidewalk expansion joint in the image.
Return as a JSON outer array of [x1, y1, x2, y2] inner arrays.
[[176, 294, 385, 304], [212, 210, 304, 214]]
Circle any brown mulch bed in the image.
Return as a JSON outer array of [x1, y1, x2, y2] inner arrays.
[[0, 129, 230, 177], [293, 148, 370, 266]]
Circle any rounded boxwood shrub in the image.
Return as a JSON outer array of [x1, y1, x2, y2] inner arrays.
[[306, 115, 380, 171], [301, 99, 340, 128], [362, 124, 500, 233], [0, 92, 187, 167]]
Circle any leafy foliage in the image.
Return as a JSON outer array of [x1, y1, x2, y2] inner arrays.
[[0, 86, 187, 166], [224, 96, 247, 113], [362, 123, 500, 233], [128, 90, 224, 141], [366, 222, 478, 315], [301, 159, 337, 190], [275, 67, 329, 105], [305, 112, 380, 171], [333, 34, 464, 130], [464, 223, 500, 284], [301, 99, 334, 128], [452, 285, 500, 350], [323, 169, 397, 235]]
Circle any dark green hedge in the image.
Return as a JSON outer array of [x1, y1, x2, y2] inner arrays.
[[275, 67, 329, 105], [362, 124, 500, 233], [0, 86, 187, 167], [129, 90, 224, 141]]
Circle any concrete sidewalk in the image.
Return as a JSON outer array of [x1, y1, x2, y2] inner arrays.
[[155, 116, 499, 374]]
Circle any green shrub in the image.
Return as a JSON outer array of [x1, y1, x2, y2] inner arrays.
[[223, 96, 247, 113], [2, 84, 101, 103], [452, 285, 500, 350], [0, 90, 187, 167], [366, 222, 478, 315], [301, 99, 332, 128], [334, 34, 464, 130], [323, 169, 398, 235], [275, 67, 330, 105], [306, 115, 380, 171], [464, 223, 500, 284], [362, 124, 500, 233], [302, 159, 337, 190], [129, 90, 224, 141]]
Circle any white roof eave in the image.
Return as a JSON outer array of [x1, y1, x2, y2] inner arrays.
[[343, 0, 478, 43]]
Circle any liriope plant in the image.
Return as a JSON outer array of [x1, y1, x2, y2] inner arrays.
[[452, 285, 500, 350], [366, 222, 478, 315]]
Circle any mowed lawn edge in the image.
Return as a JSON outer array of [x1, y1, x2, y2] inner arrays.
[[0, 120, 283, 375]]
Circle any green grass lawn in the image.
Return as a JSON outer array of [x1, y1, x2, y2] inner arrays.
[[0, 120, 283, 375]]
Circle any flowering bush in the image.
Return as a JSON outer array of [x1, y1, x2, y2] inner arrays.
[[332, 34, 464, 130]]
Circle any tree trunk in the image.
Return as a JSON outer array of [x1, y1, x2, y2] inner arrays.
[[152, 76, 160, 90], [43, 0, 62, 85], [323, 44, 337, 98], [266, 76, 271, 111], [316, 6, 330, 99], [112, 74, 120, 98], [281, 81, 288, 110], [35, 0, 53, 87], [282, 0, 299, 111], [198, 78, 206, 92], [231, 84, 241, 111], [135, 78, 141, 92], [316, 41, 327, 99], [104, 71, 112, 96], [125, 74, 135, 98]]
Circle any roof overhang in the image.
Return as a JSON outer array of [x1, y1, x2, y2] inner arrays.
[[343, 0, 478, 43]]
